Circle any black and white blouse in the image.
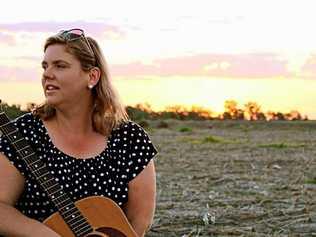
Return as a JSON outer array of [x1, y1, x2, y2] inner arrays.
[[0, 113, 158, 222]]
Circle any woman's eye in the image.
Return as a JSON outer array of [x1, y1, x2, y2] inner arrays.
[[41, 64, 67, 70]]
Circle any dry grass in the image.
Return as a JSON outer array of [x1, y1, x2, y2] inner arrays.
[[145, 119, 316, 237]]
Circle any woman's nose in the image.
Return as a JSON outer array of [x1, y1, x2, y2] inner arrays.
[[43, 66, 54, 79]]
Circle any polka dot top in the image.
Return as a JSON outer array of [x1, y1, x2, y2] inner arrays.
[[0, 113, 158, 222]]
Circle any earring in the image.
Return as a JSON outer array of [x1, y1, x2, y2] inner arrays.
[[88, 85, 93, 89]]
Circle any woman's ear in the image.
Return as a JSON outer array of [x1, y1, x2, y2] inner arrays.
[[88, 67, 101, 87]]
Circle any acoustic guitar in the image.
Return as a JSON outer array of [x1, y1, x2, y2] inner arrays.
[[0, 108, 138, 237]]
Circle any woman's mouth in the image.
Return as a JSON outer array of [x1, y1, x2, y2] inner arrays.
[[45, 85, 60, 93]]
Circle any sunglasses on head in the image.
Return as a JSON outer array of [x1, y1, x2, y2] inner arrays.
[[58, 28, 94, 56]]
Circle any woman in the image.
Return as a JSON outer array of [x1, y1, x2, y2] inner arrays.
[[0, 29, 158, 237]]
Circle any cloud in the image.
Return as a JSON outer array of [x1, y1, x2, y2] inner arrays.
[[110, 53, 291, 78], [0, 32, 16, 46], [301, 54, 316, 78], [0, 65, 40, 82], [1, 53, 313, 82], [0, 21, 126, 40]]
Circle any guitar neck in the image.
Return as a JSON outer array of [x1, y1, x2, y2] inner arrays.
[[0, 112, 93, 236]]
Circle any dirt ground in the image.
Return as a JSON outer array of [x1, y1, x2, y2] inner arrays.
[[145, 119, 316, 237]]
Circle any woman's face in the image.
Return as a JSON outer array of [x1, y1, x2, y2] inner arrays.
[[41, 44, 90, 107]]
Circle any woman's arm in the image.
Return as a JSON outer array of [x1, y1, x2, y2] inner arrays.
[[0, 153, 61, 237], [123, 160, 156, 237], [0, 202, 61, 237]]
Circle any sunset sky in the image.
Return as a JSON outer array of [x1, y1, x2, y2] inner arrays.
[[0, 0, 316, 118]]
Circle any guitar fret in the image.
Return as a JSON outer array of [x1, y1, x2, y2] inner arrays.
[[40, 175, 50, 183], [77, 226, 94, 237], [33, 164, 46, 173], [33, 170, 47, 180], [46, 183, 60, 192], [3, 128, 17, 137], [55, 197, 71, 208], [24, 154, 35, 163], [43, 178, 55, 185], [11, 139, 28, 149], [23, 152, 37, 160], [1, 124, 16, 134], [0, 115, 9, 124], [68, 215, 86, 226], [60, 202, 75, 212], [4, 133, 16, 141], [0, 120, 11, 129], [18, 146, 34, 157], [64, 209, 81, 220], [38, 171, 50, 179], [73, 222, 92, 235], [4, 131, 22, 143], [29, 161, 45, 170], [12, 137, 24, 144], [62, 206, 77, 216], [50, 188, 63, 197], [5, 128, 18, 136], [42, 180, 59, 191], [30, 158, 41, 166], [52, 193, 69, 203]]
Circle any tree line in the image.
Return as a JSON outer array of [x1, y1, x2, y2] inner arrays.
[[0, 100, 308, 121]]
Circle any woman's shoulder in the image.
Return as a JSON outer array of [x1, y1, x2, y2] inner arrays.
[[113, 120, 150, 137], [111, 119, 158, 182], [11, 112, 41, 129], [8, 112, 45, 140], [113, 119, 157, 153], [12, 112, 37, 123]]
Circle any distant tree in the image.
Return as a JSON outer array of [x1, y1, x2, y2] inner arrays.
[[275, 112, 285, 120], [244, 102, 261, 120], [285, 110, 302, 120], [126, 105, 150, 120], [266, 111, 275, 121], [257, 112, 266, 121], [236, 109, 245, 120], [224, 100, 238, 119], [222, 111, 232, 120], [223, 100, 245, 120], [189, 105, 213, 119], [135, 102, 152, 113], [0, 101, 26, 119]]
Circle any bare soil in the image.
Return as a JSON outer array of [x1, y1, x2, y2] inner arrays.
[[145, 119, 316, 237]]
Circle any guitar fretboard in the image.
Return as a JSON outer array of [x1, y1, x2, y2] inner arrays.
[[0, 112, 93, 237]]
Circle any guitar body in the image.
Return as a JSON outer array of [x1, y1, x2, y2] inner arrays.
[[43, 196, 138, 237]]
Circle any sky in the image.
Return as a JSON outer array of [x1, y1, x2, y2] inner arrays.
[[0, 0, 316, 118]]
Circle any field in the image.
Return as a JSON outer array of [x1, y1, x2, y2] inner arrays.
[[145, 119, 316, 237]]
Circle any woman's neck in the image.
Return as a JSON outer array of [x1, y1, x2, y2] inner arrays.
[[53, 104, 94, 137]]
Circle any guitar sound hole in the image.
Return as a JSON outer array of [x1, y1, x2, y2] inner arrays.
[[85, 227, 127, 237]]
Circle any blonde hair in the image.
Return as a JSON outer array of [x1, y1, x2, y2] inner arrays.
[[33, 32, 130, 137]]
